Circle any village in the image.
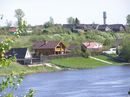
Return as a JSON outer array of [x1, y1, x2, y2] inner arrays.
[[4, 12, 127, 67], [0, 0, 130, 96]]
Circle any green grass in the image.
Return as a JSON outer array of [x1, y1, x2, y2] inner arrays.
[[94, 55, 119, 64], [0, 62, 57, 76], [50, 57, 119, 69]]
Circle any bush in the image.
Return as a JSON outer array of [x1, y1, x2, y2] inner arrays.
[[81, 50, 90, 58]]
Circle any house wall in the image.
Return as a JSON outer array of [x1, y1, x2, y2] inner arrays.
[[35, 49, 55, 55], [25, 49, 32, 58], [55, 43, 66, 54]]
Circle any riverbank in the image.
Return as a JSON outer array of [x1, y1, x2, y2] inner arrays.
[[0, 55, 124, 76], [0, 62, 57, 76]]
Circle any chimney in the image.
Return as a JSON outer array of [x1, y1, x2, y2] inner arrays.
[[43, 40, 47, 45], [103, 11, 107, 25]]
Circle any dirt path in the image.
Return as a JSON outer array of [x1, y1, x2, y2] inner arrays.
[[89, 56, 113, 64]]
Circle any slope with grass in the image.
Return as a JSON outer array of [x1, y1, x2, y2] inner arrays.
[[50, 57, 120, 69]]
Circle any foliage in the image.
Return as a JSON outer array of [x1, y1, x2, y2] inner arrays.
[[75, 17, 80, 25], [70, 48, 81, 55], [120, 36, 130, 62], [43, 17, 54, 28], [67, 17, 80, 25], [24, 89, 35, 97], [126, 14, 130, 27], [81, 50, 90, 58], [0, 17, 34, 96], [15, 9, 25, 27], [67, 17, 75, 24], [0, 73, 23, 95]]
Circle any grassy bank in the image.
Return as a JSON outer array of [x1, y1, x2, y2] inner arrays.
[[50, 57, 121, 69], [94, 55, 119, 64], [0, 62, 57, 76]]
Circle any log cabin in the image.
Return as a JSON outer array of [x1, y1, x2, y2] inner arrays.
[[33, 41, 66, 56]]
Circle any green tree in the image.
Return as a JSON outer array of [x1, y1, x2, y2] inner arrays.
[[67, 17, 75, 24], [120, 36, 130, 62], [44, 17, 54, 28], [15, 9, 25, 26], [67, 17, 80, 25], [75, 17, 80, 25], [126, 15, 130, 26]]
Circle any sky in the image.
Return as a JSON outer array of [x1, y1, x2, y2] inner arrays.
[[0, 0, 130, 26]]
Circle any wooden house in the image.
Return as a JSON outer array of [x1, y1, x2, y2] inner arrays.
[[33, 41, 66, 56], [6, 48, 32, 65]]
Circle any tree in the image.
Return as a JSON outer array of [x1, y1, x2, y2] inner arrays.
[[120, 36, 130, 62], [67, 17, 75, 24], [15, 9, 25, 26], [67, 17, 80, 25], [0, 15, 34, 96], [44, 17, 54, 28], [49, 17, 54, 24], [127, 15, 130, 26], [75, 17, 80, 25]]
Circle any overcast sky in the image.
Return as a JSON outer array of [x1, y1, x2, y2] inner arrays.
[[0, 0, 130, 26]]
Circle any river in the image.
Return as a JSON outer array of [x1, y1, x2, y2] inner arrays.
[[1, 65, 130, 97]]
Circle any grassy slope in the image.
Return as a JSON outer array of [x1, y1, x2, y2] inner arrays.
[[50, 57, 120, 69], [0, 62, 56, 76], [94, 55, 121, 65]]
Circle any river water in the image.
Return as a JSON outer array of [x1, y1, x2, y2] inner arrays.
[[1, 65, 130, 97]]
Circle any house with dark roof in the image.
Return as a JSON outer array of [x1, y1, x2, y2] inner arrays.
[[6, 48, 32, 65], [109, 24, 126, 32], [33, 41, 66, 55], [63, 24, 99, 32], [97, 25, 111, 32]]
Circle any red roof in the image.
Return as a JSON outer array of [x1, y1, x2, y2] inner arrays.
[[9, 27, 17, 32], [82, 42, 102, 49], [33, 41, 63, 49]]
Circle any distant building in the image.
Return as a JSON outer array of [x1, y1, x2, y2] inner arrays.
[[97, 25, 111, 32], [109, 24, 126, 32]]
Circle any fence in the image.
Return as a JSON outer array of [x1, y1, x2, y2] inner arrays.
[[33, 54, 81, 63]]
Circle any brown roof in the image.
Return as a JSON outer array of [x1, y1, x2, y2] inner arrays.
[[33, 41, 62, 49]]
